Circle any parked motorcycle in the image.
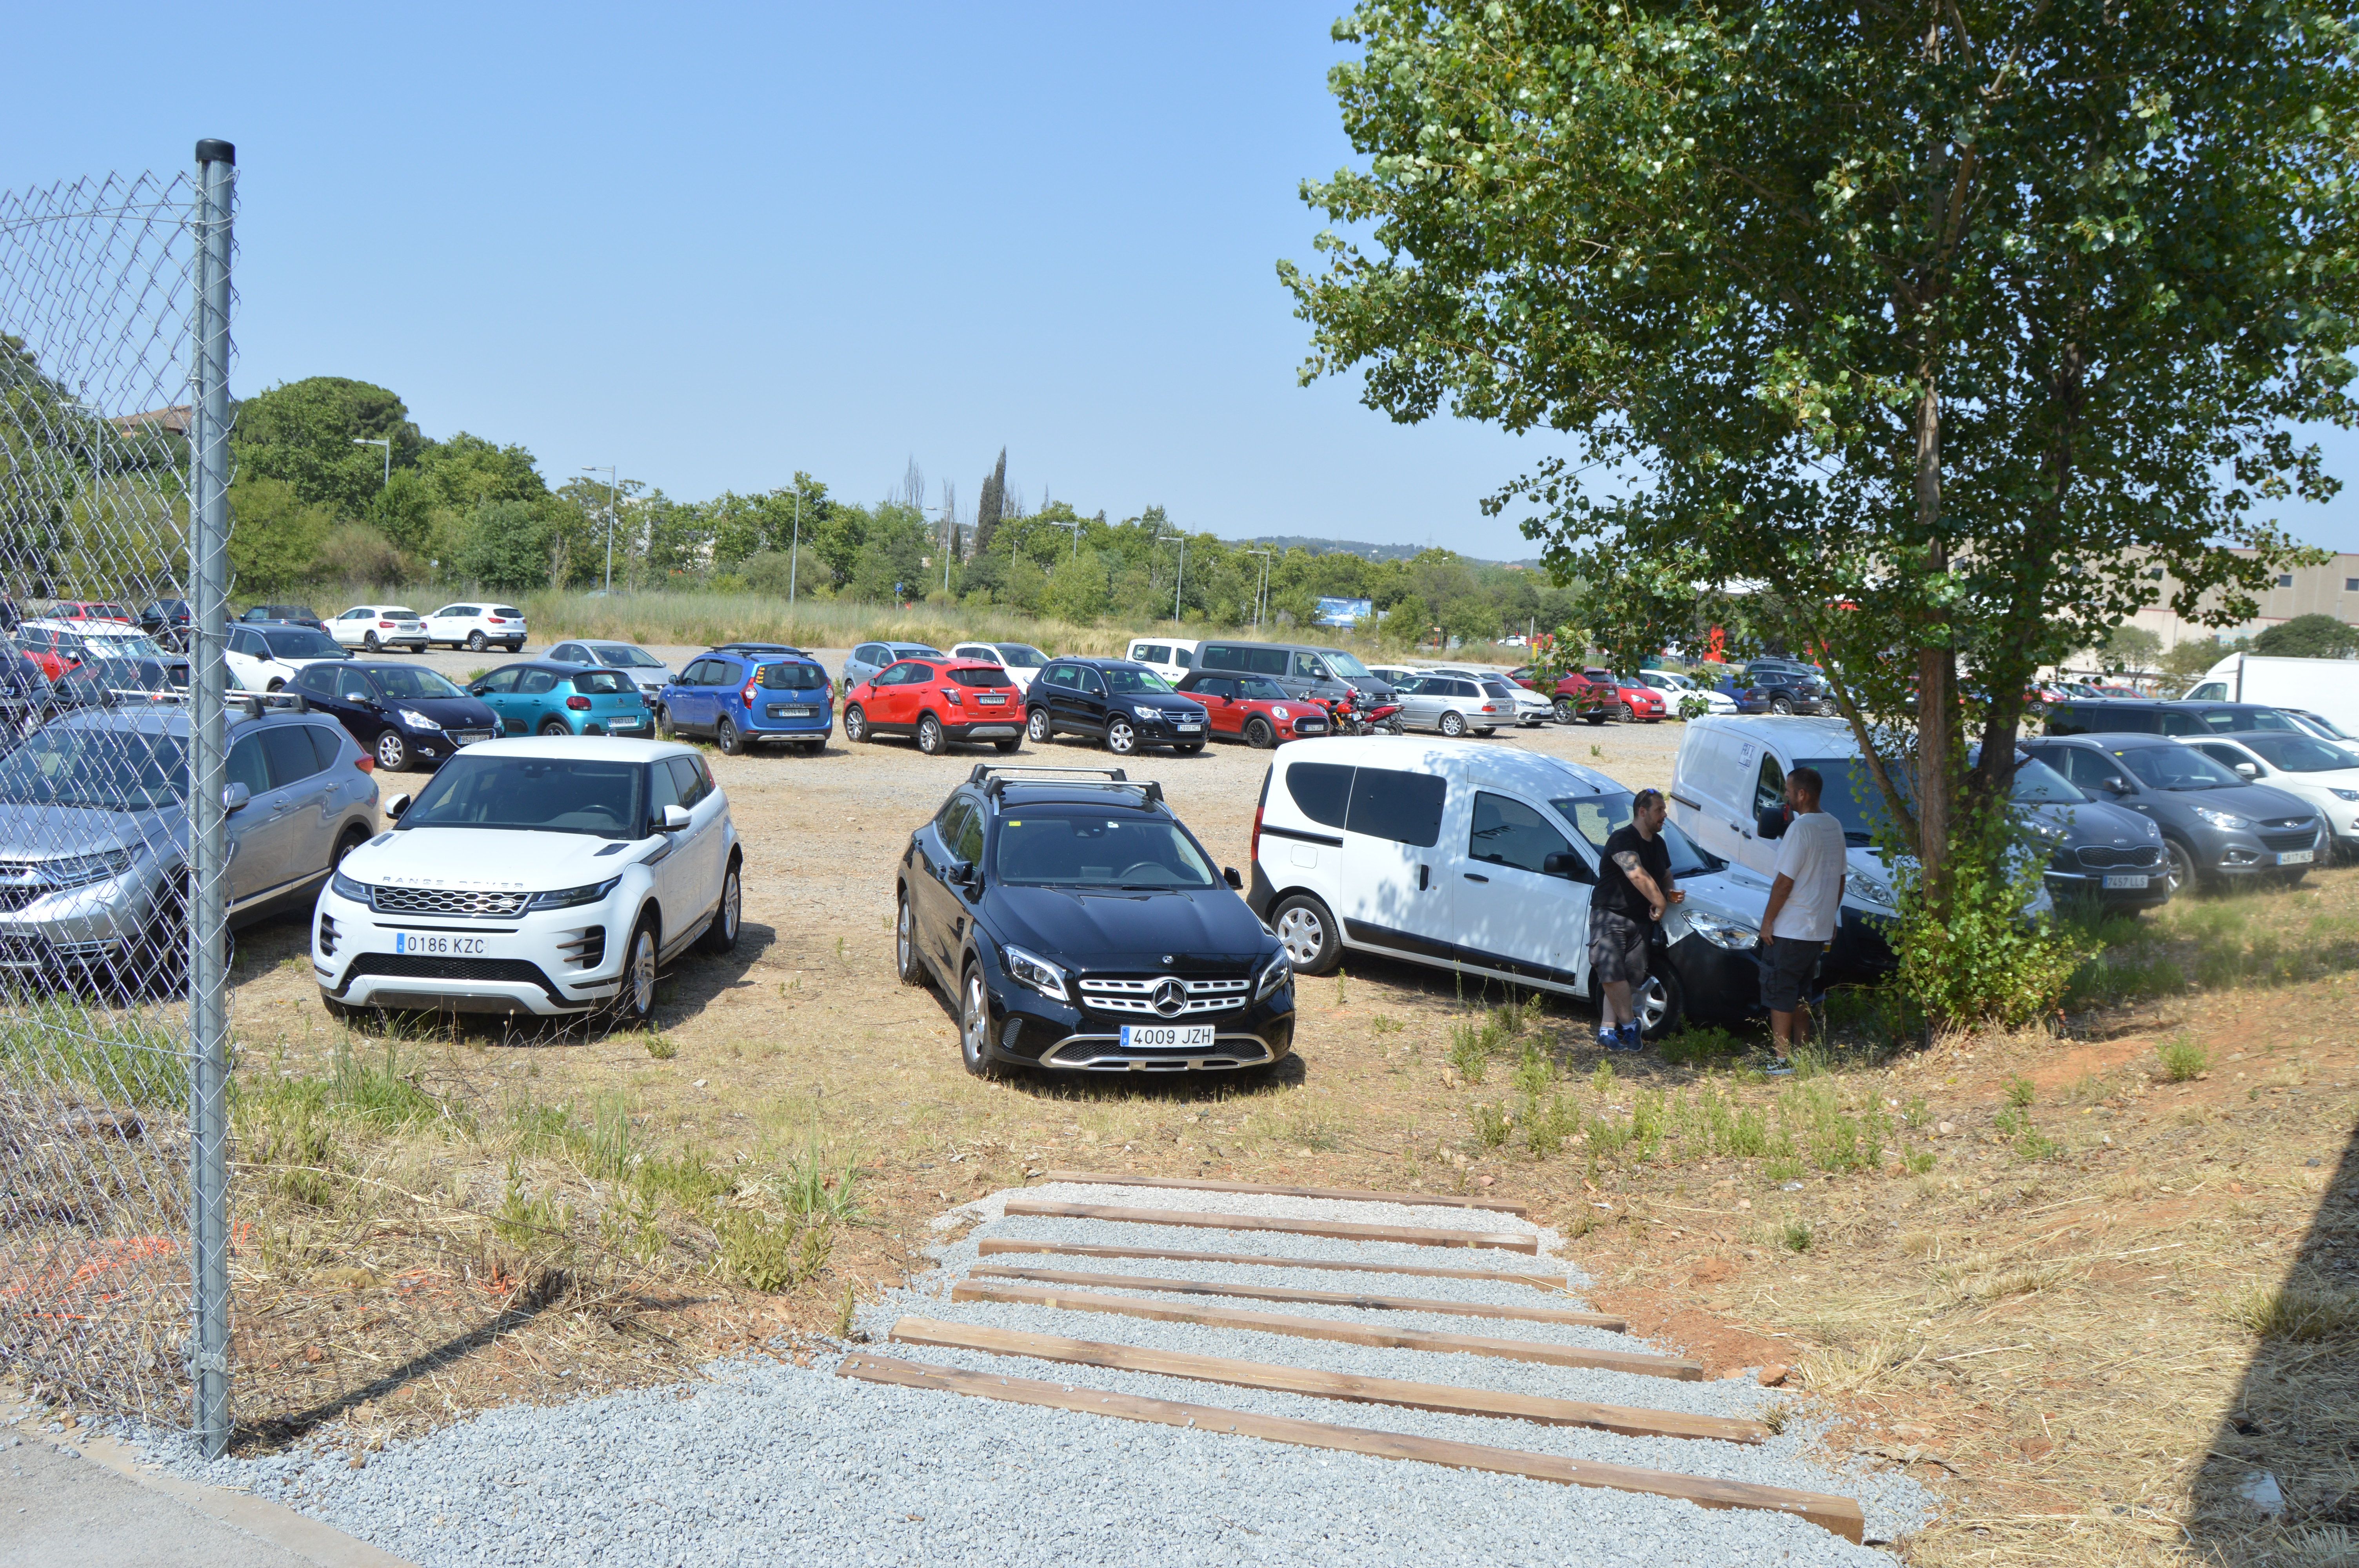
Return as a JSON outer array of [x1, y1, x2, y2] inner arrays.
[[1321, 692, 1404, 737]]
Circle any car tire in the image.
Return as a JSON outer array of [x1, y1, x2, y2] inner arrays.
[[1381, 715, 1404, 735], [845, 704, 871, 743], [118, 882, 191, 1000], [1584, 711, 1608, 725], [1552, 697, 1579, 724], [654, 704, 675, 740], [1243, 717, 1274, 750], [698, 855, 742, 955], [916, 713, 946, 755], [466, 630, 486, 652], [538, 717, 570, 737], [1769, 697, 1794, 716], [715, 717, 742, 756], [1106, 716, 1137, 755], [896, 891, 927, 987], [959, 960, 1007, 1080], [612, 913, 660, 1026], [364, 632, 381, 652], [1438, 711, 1467, 738], [1271, 893, 1342, 975], [994, 737, 1021, 753], [1027, 708, 1052, 742], [265, 678, 285, 693], [505, 642, 523, 653], [2163, 837, 2199, 898], [374, 729, 410, 772], [1615, 702, 1634, 723], [1631, 964, 1686, 1043]]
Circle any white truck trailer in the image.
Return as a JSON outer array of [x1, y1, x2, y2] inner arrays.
[[2184, 652, 2359, 734]]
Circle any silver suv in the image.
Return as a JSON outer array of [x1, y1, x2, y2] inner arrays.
[[0, 697, 380, 994]]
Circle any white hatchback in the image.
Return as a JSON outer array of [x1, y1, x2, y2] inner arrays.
[[423, 603, 529, 652], [313, 737, 742, 1023], [949, 642, 1050, 693], [330, 604, 429, 652]]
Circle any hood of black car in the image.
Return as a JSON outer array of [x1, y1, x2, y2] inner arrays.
[[2022, 798, 2158, 845], [392, 695, 500, 727], [989, 884, 1272, 970]]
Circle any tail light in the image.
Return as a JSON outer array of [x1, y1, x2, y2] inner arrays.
[[741, 679, 758, 705], [1250, 803, 1264, 863], [943, 686, 963, 705], [354, 755, 374, 773], [1481, 704, 1499, 713], [566, 695, 592, 710], [378, 620, 396, 628]]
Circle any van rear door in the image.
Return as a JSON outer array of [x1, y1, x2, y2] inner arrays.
[[1337, 763, 1454, 958]]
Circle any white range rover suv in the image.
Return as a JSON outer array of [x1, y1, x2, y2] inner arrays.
[[312, 737, 741, 1023]]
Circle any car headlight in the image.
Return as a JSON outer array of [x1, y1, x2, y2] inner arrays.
[[1003, 944, 1069, 1001], [1132, 705, 1162, 720], [526, 877, 622, 911], [1848, 872, 1896, 909], [43, 847, 135, 889], [1683, 909, 1759, 950], [1254, 951, 1292, 1000], [331, 869, 369, 904], [2332, 788, 2359, 802], [397, 708, 443, 731], [2193, 806, 2251, 831]]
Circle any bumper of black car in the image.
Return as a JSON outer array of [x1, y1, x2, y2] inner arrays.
[[1666, 933, 1766, 1023], [979, 959, 1295, 1073], [2044, 868, 2170, 910]]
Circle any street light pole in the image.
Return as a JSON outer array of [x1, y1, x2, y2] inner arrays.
[[352, 437, 389, 485], [788, 493, 801, 604], [939, 503, 955, 597], [1170, 534, 1187, 625], [582, 465, 617, 593]]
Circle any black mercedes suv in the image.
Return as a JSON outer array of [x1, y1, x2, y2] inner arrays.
[[895, 764, 1295, 1077], [1024, 657, 1209, 756]]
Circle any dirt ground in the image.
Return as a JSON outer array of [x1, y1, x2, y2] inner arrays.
[[195, 645, 2357, 1565]]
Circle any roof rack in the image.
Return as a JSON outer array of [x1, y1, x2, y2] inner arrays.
[[224, 690, 307, 719], [965, 762, 1163, 807]]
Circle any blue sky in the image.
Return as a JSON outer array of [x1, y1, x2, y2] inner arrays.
[[6, 2, 2351, 557]]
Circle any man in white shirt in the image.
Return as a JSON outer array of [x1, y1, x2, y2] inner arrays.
[[1756, 765, 1845, 1071]]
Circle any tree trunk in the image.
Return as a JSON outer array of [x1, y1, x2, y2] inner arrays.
[[1914, 372, 1952, 898]]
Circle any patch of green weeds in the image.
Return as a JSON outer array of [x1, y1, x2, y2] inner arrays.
[[2005, 1075, 2036, 1107], [2157, 1036, 2209, 1083], [1659, 1025, 1748, 1065], [645, 1034, 678, 1061], [1472, 1102, 1512, 1149], [1781, 1219, 1814, 1252]]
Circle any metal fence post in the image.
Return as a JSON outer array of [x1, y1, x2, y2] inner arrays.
[[187, 135, 236, 1459]]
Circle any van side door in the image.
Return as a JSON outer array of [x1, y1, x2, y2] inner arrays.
[[1337, 764, 1454, 958], [1457, 789, 1592, 991]]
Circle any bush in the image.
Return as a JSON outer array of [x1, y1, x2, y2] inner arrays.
[[1892, 806, 2096, 1029], [2156, 1036, 2210, 1082]]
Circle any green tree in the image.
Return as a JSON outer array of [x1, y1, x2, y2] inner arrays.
[[227, 475, 332, 596], [415, 432, 545, 511], [2101, 623, 2164, 673], [2160, 637, 2227, 680], [454, 500, 548, 592], [1381, 592, 1430, 649], [234, 377, 423, 518], [1283, 0, 2350, 944], [1043, 548, 1111, 624], [2253, 613, 2359, 659]]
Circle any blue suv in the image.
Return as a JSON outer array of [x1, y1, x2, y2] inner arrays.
[[658, 649, 834, 755]]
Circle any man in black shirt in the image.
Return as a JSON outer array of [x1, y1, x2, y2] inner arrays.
[[1589, 788, 1680, 1051]]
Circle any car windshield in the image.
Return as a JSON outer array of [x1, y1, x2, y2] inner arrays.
[[1323, 651, 1372, 678], [261, 628, 344, 659], [571, 670, 635, 695], [1103, 667, 1175, 694], [994, 644, 1048, 668], [2241, 734, 2357, 773], [994, 810, 1219, 889], [1791, 758, 1900, 844], [81, 633, 165, 660], [756, 661, 829, 690], [369, 667, 467, 699], [2117, 745, 2243, 790], [398, 755, 646, 838], [2008, 755, 2084, 803], [591, 643, 667, 668], [0, 726, 189, 809], [1550, 792, 1726, 876], [1237, 677, 1287, 701]]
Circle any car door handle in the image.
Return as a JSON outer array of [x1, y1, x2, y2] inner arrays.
[[1418, 864, 1430, 891], [1463, 872, 1488, 883]]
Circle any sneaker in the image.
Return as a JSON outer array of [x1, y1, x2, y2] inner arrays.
[[1759, 1055, 1796, 1076], [1595, 1024, 1623, 1051], [1609, 1024, 1647, 1053]]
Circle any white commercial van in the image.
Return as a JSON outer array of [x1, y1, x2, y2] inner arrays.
[[2183, 652, 2359, 737], [1125, 637, 1201, 686], [1668, 715, 1907, 982], [1247, 737, 1772, 1037]]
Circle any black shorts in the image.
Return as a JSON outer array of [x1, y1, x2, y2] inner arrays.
[[1760, 936, 1823, 1013], [1588, 911, 1649, 987]]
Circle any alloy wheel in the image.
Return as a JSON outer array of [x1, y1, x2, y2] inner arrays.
[[1770, 697, 1794, 715], [1439, 711, 1466, 737], [628, 926, 657, 1017], [466, 630, 486, 652], [960, 967, 996, 1076], [364, 632, 380, 652], [1275, 905, 1327, 967], [1615, 702, 1634, 723], [1107, 717, 1136, 755], [845, 705, 869, 742], [1245, 717, 1273, 749], [716, 718, 740, 756], [374, 730, 408, 771], [918, 715, 944, 755], [1553, 698, 1578, 724], [2165, 839, 2197, 897], [1027, 708, 1051, 742]]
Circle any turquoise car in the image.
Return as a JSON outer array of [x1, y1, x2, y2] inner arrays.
[[467, 661, 651, 738]]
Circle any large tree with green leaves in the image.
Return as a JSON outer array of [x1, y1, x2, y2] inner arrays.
[[1283, 0, 2358, 907]]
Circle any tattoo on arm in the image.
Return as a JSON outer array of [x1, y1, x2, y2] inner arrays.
[[1612, 850, 1643, 875]]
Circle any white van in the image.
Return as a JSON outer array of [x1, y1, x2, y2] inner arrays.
[[1125, 637, 1201, 685], [1249, 737, 1772, 1036], [2183, 652, 2359, 737]]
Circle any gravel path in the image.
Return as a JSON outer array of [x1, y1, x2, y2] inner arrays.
[[131, 1184, 1936, 1566]]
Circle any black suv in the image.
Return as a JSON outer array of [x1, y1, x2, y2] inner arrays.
[[2044, 699, 2308, 739], [140, 599, 192, 650], [1025, 658, 1209, 757], [1741, 661, 1830, 715], [896, 764, 1295, 1077]]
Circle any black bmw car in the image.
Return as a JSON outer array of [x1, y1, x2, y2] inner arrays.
[[284, 659, 499, 772], [1024, 657, 1209, 757], [896, 764, 1295, 1077]]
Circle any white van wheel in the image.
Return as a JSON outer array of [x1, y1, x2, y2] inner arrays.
[[1270, 894, 1341, 975]]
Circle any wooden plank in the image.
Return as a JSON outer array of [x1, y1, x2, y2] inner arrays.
[[969, 1265, 1627, 1330], [888, 1316, 1767, 1444], [1041, 1169, 1528, 1216], [975, 1238, 1574, 1290], [838, 1353, 1860, 1542], [1000, 1197, 1539, 1254], [949, 1279, 1702, 1380]]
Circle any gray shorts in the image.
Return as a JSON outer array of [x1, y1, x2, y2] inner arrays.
[[1760, 936, 1823, 1013], [1588, 911, 1649, 987]]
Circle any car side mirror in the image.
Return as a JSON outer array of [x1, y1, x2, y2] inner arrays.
[[662, 803, 692, 831], [2101, 776, 2131, 795], [1541, 850, 1592, 882], [2234, 762, 2259, 779], [1756, 806, 1788, 840], [385, 793, 410, 819], [222, 782, 250, 812], [1223, 866, 1243, 890]]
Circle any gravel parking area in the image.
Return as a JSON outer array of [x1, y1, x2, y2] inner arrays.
[[134, 1183, 1932, 1566]]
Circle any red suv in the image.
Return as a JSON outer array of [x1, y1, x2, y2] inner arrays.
[[843, 657, 1025, 755], [1511, 666, 1614, 724], [1582, 669, 1669, 723]]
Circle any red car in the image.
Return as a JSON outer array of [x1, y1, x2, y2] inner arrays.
[[1173, 670, 1330, 747], [1510, 666, 1615, 724], [49, 600, 136, 626], [12, 623, 93, 681], [842, 657, 1025, 755], [1582, 668, 1669, 723]]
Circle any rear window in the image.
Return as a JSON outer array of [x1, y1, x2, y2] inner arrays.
[[756, 661, 829, 690], [947, 667, 1014, 689], [491, 606, 523, 618], [1284, 761, 1353, 830], [571, 670, 633, 695], [1347, 766, 1447, 847]]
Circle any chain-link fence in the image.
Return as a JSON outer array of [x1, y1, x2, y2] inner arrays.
[[0, 143, 236, 1454]]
